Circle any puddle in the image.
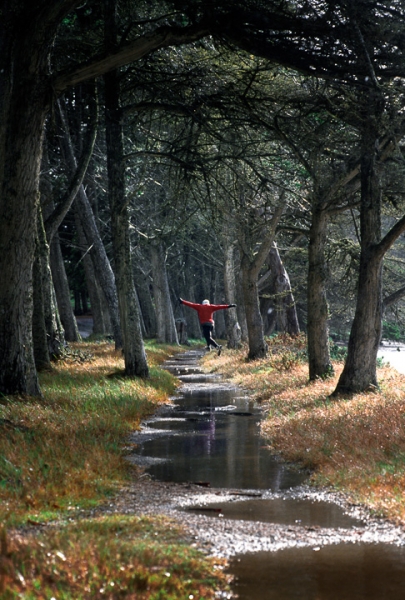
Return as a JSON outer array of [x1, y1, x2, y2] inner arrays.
[[186, 497, 365, 528], [130, 351, 405, 599], [132, 383, 306, 490], [228, 542, 405, 599]]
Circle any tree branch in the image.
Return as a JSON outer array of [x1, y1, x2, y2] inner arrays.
[[45, 90, 98, 241], [383, 285, 405, 311], [53, 23, 210, 94]]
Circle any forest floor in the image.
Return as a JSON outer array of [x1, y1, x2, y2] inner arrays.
[[2, 334, 405, 598]]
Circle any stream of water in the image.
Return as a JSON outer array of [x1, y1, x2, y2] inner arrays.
[[132, 350, 405, 599]]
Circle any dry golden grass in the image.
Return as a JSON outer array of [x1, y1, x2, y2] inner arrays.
[[0, 341, 180, 523], [205, 336, 405, 524], [1, 515, 229, 599], [0, 341, 230, 599]]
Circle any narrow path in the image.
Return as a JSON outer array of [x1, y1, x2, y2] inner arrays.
[[121, 350, 405, 560]]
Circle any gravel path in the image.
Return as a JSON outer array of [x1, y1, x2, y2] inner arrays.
[[108, 478, 405, 558], [107, 349, 405, 561]]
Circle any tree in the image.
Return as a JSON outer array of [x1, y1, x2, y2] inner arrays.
[[0, 0, 209, 395], [104, 0, 149, 375], [3, 0, 405, 396]]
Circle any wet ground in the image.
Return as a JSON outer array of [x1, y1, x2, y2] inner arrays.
[[75, 315, 93, 338], [378, 341, 405, 374], [126, 349, 405, 599]]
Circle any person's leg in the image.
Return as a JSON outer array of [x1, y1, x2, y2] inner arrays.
[[202, 324, 212, 349], [207, 324, 219, 349], [202, 324, 218, 349], [207, 325, 222, 354]]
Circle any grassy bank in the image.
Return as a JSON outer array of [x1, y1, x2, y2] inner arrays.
[[204, 334, 405, 525], [0, 340, 229, 599]]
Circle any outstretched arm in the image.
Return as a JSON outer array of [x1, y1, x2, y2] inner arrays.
[[180, 298, 201, 310]]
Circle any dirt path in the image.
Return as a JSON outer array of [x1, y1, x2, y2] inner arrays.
[[117, 350, 405, 560]]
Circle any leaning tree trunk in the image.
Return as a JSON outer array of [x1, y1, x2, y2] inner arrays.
[[74, 185, 123, 348], [133, 262, 157, 338], [40, 142, 81, 344], [75, 215, 112, 336], [104, 56, 149, 376], [58, 107, 123, 349], [36, 207, 65, 362], [150, 244, 179, 344], [268, 242, 300, 336], [307, 206, 333, 379], [238, 203, 283, 360], [333, 89, 384, 395]]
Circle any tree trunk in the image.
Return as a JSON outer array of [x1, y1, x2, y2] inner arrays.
[[32, 228, 50, 371], [235, 249, 249, 343], [37, 206, 65, 361], [50, 235, 81, 342], [223, 242, 241, 348], [238, 201, 283, 359], [74, 214, 111, 336], [150, 244, 179, 344], [268, 242, 300, 336], [333, 89, 384, 395], [104, 53, 149, 376], [0, 31, 50, 395], [58, 106, 123, 348], [241, 264, 268, 359], [307, 207, 333, 379], [133, 262, 157, 338], [75, 186, 123, 347]]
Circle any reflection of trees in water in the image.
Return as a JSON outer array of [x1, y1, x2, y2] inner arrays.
[[143, 385, 305, 490]]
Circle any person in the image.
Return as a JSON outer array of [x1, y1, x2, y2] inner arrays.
[[179, 297, 236, 355]]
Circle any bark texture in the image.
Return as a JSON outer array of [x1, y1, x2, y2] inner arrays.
[[307, 208, 333, 379], [223, 242, 241, 348], [333, 89, 383, 394], [50, 235, 81, 342], [104, 51, 149, 376], [150, 244, 179, 345]]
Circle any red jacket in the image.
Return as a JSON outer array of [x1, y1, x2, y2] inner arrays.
[[181, 300, 229, 324]]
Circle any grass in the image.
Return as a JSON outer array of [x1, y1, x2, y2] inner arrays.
[[0, 339, 230, 599], [204, 333, 405, 524], [0, 515, 228, 599]]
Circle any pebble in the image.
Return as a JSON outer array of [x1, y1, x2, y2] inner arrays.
[[110, 479, 405, 559]]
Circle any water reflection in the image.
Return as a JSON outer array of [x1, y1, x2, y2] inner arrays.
[[187, 497, 365, 529], [135, 384, 306, 490], [229, 543, 405, 600]]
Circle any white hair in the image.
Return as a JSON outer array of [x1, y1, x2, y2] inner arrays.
[[202, 299, 210, 305]]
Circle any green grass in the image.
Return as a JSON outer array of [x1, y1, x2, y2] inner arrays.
[[0, 340, 230, 598], [1, 515, 228, 599]]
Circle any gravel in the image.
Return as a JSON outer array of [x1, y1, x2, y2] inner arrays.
[[107, 478, 405, 559]]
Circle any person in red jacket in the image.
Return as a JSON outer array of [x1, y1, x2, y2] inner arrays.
[[179, 297, 236, 355]]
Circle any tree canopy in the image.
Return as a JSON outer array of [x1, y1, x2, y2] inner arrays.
[[3, 0, 405, 395]]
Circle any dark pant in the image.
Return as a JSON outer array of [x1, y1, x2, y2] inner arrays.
[[201, 323, 218, 348]]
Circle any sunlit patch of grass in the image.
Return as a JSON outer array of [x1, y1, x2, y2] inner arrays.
[[206, 334, 405, 524], [0, 342, 180, 526], [0, 515, 230, 599]]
